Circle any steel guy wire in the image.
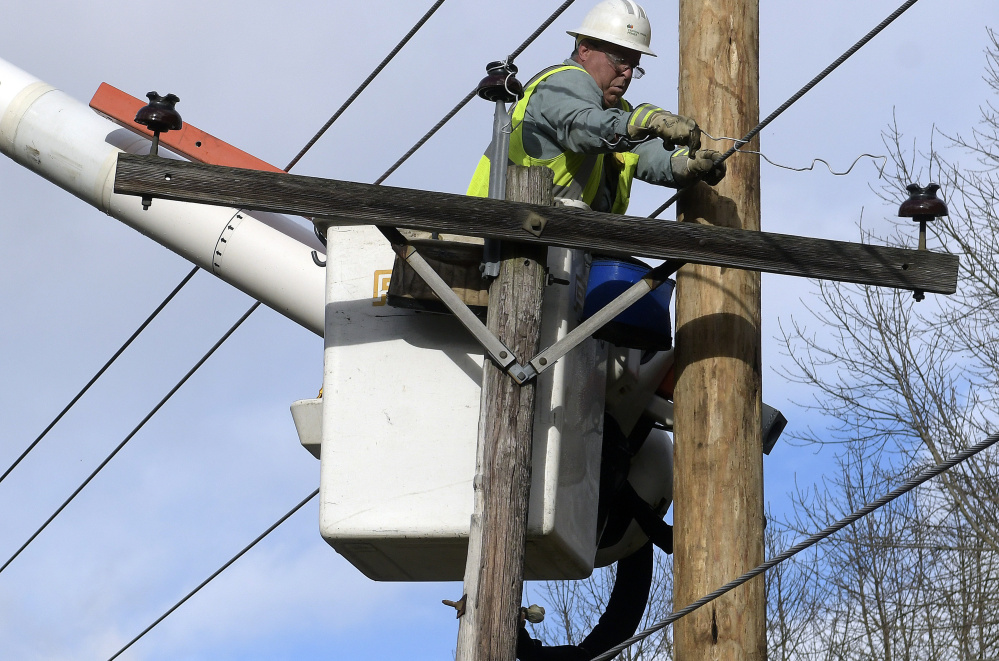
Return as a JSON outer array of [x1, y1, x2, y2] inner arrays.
[[0, 303, 260, 576], [374, 0, 578, 185], [106, 488, 319, 661], [282, 0, 448, 173], [588, 430, 999, 661], [648, 0, 922, 219], [0, 267, 199, 486]]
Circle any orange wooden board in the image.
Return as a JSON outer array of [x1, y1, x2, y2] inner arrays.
[[90, 83, 283, 173]]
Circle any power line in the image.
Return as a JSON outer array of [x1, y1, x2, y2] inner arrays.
[[0, 303, 260, 576], [99, 6, 589, 652], [101, 5, 588, 650], [1, 0, 444, 492], [106, 488, 319, 661], [282, 0, 448, 173], [375, 0, 579, 185], [507, 0, 578, 63], [6, 0, 577, 634], [374, 89, 477, 185], [648, 0, 922, 218], [0, 266, 199, 486], [588, 431, 999, 661]]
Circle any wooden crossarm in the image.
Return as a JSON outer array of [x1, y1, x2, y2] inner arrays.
[[113, 153, 960, 295]]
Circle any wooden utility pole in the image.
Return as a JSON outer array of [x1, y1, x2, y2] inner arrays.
[[674, 0, 766, 660], [455, 165, 552, 661]]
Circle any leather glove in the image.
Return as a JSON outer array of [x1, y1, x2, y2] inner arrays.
[[627, 104, 702, 152], [670, 148, 727, 186]]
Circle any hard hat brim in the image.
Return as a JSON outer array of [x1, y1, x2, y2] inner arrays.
[[568, 30, 657, 57]]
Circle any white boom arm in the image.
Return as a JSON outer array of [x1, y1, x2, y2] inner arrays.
[[0, 57, 325, 335]]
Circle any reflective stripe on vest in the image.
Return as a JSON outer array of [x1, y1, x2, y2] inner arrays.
[[466, 64, 640, 215]]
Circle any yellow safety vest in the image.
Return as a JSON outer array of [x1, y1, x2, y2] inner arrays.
[[467, 65, 640, 215]]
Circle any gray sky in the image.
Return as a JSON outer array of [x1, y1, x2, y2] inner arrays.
[[1, 0, 994, 658]]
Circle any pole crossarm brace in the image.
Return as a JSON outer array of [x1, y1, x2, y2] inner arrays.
[[114, 154, 959, 295]]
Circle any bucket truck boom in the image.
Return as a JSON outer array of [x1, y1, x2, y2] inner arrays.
[[0, 56, 325, 335]]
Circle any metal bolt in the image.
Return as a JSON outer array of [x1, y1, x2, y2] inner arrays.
[[442, 595, 468, 619]]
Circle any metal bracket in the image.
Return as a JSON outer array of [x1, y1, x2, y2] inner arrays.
[[508, 363, 537, 385], [522, 212, 547, 238], [394, 243, 517, 372], [480, 238, 501, 278], [397, 245, 682, 386]]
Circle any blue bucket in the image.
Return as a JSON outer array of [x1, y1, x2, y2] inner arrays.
[[581, 259, 674, 350]]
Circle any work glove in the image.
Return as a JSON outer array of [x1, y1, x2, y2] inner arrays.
[[670, 148, 727, 186], [627, 104, 702, 152]]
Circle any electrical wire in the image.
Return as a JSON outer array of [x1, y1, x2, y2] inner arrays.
[[97, 4, 586, 646], [0, 303, 260, 576], [9, 0, 576, 639], [507, 0, 578, 63], [588, 430, 999, 661], [700, 130, 889, 177], [0, 267, 199, 486], [747, 151, 887, 177], [282, 0, 448, 173], [106, 488, 319, 661], [374, 89, 477, 185], [1, 0, 442, 515], [648, 0, 922, 219], [374, 0, 579, 185]]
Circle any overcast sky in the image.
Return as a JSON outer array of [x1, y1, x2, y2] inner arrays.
[[1, 0, 994, 659]]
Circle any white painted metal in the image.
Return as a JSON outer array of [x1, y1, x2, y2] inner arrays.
[[593, 427, 673, 568], [605, 347, 675, 435], [0, 57, 325, 335], [291, 398, 323, 460], [318, 222, 608, 581]]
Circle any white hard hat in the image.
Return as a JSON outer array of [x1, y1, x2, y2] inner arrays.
[[567, 0, 656, 57]]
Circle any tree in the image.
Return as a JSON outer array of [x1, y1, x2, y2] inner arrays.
[[776, 28, 999, 660], [526, 548, 675, 660], [526, 29, 999, 661]]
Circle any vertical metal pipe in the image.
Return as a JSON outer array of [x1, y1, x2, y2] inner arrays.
[[487, 100, 511, 201], [481, 100, 512, 277]]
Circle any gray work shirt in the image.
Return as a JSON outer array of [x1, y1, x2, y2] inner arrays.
[[519, 59, 682, 211]]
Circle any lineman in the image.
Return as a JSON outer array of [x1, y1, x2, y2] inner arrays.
[[468, 0, 726, 213]]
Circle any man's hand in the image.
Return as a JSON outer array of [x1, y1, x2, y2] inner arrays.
[[671, 148, 727, 186], [627, 104, 701, 152]]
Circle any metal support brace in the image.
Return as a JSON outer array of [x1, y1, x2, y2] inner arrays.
[[393, 243, 518, 373], [528, 260, 683, 377], [480, 100, 513, 278], [392, 240, 682, 386]]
